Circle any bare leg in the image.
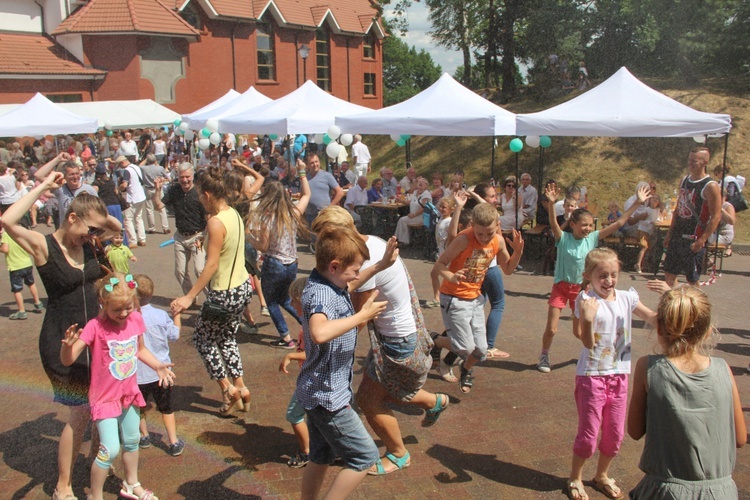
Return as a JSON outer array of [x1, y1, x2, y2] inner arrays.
[[570, 452, 587, 482], [89, 462, 109, 500], [542, 306, 562, 350], [301, 462, 328, 500], [323, 468, 370, 499], [13, 291, 25, 312], [292, 422, 310, 454], [253, 275, 267, 308], [121, 448, 149, 497], [139, 412, 148, 438], [29, 283, 41, 304], [162, 413, 179, 445], [594, 453, 616, 483], [356, 376, 407, 461], [56, 405, 90, 498]]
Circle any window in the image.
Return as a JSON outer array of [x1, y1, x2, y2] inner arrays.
[[364, 73, 376, 96], [257, 23, 275, 81], [46, 94, 83, 103], [363, 32, 376, 59], [179, 3, 202, 30], [316, 29, 330, 91]]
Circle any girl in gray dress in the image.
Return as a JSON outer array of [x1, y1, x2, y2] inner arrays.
[[628, 287, 746, 499]]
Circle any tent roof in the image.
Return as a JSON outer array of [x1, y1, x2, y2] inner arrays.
[[218, 80, 370, 135], [337, 73, 516, 136], [0, 93, 98, 136], [185, 87, 272, 129], [181, 89, 241, 125], [516, 67, 731, 137], [58, 99, 181, 129]]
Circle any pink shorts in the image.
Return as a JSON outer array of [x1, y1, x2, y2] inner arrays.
[[573, 374, 628, 459], [548, 281, 581, 310]]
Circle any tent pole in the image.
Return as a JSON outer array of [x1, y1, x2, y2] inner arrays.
[[538, 147, 544, 196], [515, 150, 520, 229], [490, 136, 496, 182], [405, 138, 411, 168], [711, 133, 730, 259]]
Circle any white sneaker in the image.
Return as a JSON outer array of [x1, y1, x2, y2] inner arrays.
[[537, 353, 551, 373]]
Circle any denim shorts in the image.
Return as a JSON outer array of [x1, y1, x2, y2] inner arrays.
[[9, 266, 34, 293], [286, 392, 306, 425], [305, 405, 379, 471], [380, 332, 417, 360]]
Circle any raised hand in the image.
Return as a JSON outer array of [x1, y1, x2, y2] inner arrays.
[[636, 183, 650, 205], [545, 185, 559, 203], [454, 190, 468, 208], [506, 228, 525, 253], [62, 324, 82, 347], [580, 297, 600, 322], [45, 171, 65, 189]]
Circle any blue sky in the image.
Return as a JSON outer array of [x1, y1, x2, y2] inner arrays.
[[385, 3, 463, 76]]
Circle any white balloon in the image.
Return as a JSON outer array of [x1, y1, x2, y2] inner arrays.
[[174, 127, 183, 136], [327, 125, 341, 140], [339, 133, 353, 146], [693, 135, 706, 143], [103, 122, 113, 130], [227, 133, 236, 144], [179, 121, 189, 131], [390, 133, 401, 142], [206, 118, 220, 133], [184, 130, 195, 141], [198, 138, 211, 149], [209, 132, 222, 145], [525, 135, 540, 148], [326, 142, 342, 158]]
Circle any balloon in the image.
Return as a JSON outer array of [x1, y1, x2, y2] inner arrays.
[[198, 138, 210, 149], [693, 135, 706, 143], [201, 128, 211, 138], [509, 138, 523, 153], [400, 134, 411, 141], [322, 133, 332, 145], [540, 136, 552, 148], [184, 130, 195, 141], [103, 121, 113, 130], [270, 134, 278, 140], [390, 133, 401, 142], [227, 133, 236, 143], [396, 139, 406, 147], [173, 119, 181, 127], [209, 132, 221, 145], [174, 127, 183, 136], [339, 133, 353, 146], [179, 121, 189, 131], [327, 125, 341, 140], [525, 135, 540, 148], [106, 130, 113, 137], [326, 142, 342, 158], [206, 118, 219, 133]]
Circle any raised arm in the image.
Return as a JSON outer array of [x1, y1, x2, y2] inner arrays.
[[447, 190, 468, 244], [545, 185, 563, 241], [34, 152, 70, 182], [497, 229, 524, 275], [599, 184, 650, 240], [294, 159, 312, 215]]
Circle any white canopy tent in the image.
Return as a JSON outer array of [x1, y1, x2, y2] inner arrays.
[[181, 89, 241, 127], [337, 73, 516, 136], [59, 99, 181, 129], [185, 86, 272, 130], [0, 93, 98, 136], [218, 80, 371, 135], [516, 67, 732, 137]]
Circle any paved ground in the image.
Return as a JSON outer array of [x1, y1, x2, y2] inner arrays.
[[0, 225, 748, 499]]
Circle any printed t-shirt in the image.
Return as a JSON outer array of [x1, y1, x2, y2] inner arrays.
[[439, 227, 500, 300]]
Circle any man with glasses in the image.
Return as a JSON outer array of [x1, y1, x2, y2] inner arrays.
[[82, 157, 98, 185], [519, 173, 538, 220], [381, 168, 399, 199], [34, 152, 98, 228]]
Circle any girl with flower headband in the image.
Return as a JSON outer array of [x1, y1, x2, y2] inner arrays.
[[61, 271, 175, 500]]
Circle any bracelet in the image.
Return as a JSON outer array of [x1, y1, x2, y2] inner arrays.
[[299, 172, 306, 178]]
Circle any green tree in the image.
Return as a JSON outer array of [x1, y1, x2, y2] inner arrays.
[[382, 33, 443, 105], [426, 0, 479, 85]]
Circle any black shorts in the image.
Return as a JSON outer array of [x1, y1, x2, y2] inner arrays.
[[138, 381, 174, 414], [9, 267, 34, 293], [663, 237, 705, 284]]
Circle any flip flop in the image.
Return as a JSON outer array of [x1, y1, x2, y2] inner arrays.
[[565, 479, 589, 500], [487, 348, 510, 358], [591, 477, 624, 499], [367, 451, 411, 475]]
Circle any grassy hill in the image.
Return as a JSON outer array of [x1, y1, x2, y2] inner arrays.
[[363, 77, 750, 243]]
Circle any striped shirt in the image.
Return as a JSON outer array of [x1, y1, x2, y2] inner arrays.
[[296, 269, 357, 411]]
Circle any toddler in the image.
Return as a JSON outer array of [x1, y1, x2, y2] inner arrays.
[[0, 225, 44, 320], [106, 231, 137, 274]]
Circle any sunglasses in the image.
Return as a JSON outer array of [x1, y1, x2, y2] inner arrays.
[[78, 215, 105, 237]]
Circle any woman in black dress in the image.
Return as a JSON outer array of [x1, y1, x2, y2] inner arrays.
[[1, 171, 121, 500]]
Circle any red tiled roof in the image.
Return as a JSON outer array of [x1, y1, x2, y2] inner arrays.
[[53, 0, 200, 37], [0, 32, 106, 77]]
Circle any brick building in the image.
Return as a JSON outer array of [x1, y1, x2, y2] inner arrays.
[[0, 0, 384, 111]]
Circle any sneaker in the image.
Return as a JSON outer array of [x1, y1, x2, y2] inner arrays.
[[261, 306, 270, 317], [270, 338, 297, 349], [167, 440, 185, 457], [240, 321, 258, 334], [537, 353, 551, 373], [9, 311, 28, 320], [139, 435, 151, 448], [33, 302, 45, 311]]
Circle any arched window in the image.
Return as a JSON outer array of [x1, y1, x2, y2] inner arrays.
[[316, 29, 330, 91], [257, 22, 276, 81]]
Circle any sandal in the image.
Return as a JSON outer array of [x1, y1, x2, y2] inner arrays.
[[422, 393, 449, 427], [120, 481, 158, 500], [423, 299, 440, 309], [367, 451, 411, 475], [287, 451, 309, 468], [592, 477, 624, 499], [429, 331, 442, 366], [459, 362, 474, 394], [219, 386, 241, 417], [437, 359, 457, 383], [487, 348, 510, 358], [52, 490, 78, 500], [565, 479, 588, 500], [239, 386, 251, 412]]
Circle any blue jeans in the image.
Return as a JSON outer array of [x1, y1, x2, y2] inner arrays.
[[481, 265, 505, 349], [306, 405, 379, 470], [260, 256, 301, 337]]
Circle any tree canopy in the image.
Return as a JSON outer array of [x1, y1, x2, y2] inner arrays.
[[382, 27, 443, 106]]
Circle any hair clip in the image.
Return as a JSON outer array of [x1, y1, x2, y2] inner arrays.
[[125, 274, 138, 289], [104, 277, 120, 292]]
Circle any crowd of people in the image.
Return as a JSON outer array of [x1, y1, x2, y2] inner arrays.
[[0, 131, 746, 500]]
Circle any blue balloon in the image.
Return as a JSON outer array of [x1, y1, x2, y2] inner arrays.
[[509, 138, 523, 153], [540, 136, 552, 148]]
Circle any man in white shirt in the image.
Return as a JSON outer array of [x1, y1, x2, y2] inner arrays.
[[351, 134, 371, 179], [519, 172, 538, 220], [345, 176, 369, 225], [342, 161, 357, 187], [116, 155, 148, 248], [117, 130, 138, 164], [399, 167, 417, 194], [140, 154, 170, 234], [381, 168, 399, 199]]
